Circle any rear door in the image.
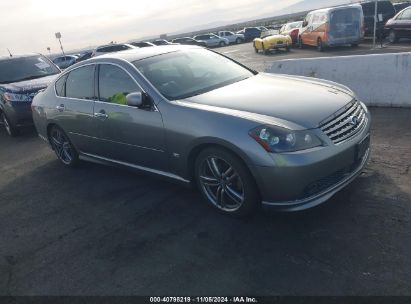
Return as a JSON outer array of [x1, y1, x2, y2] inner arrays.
[[93, 63, 167, 170], [54, 64, 99, 154]]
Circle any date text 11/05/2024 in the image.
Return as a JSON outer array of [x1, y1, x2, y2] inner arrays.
[[150, 297, 258, 303]]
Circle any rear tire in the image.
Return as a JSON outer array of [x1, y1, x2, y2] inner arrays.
[[1, 112, 18, 137], [49, 125, 79, 167], [236, 38, 242, 44], [219, 41, 226, 47], [195, 147, 260, 217]]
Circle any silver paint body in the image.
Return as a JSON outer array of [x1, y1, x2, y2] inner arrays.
[[32, 46, 371, 211]]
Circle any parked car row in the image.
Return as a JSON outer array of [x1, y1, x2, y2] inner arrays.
[[254, 1, 411, 55]]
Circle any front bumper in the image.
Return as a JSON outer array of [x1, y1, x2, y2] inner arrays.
[[268, 43, 289, 50], [252, 112, 371, 211], [2, 101, 33, 127], [261, 146, 370, 211]]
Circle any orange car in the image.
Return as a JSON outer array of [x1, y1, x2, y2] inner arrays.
[[299, 5, 364, 51]]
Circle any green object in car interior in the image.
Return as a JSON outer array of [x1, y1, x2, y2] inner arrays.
[[110, 93, 127, 105]]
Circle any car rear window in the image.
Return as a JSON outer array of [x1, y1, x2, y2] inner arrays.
[[0, 55, 60, 84]]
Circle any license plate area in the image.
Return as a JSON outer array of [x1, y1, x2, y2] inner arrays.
[[355, 134, 370, 161]]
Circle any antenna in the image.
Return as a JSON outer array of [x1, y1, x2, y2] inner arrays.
[[7, 48, 12, 57]]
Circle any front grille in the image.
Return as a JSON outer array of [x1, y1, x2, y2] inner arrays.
[[320, 100, 366, 144]]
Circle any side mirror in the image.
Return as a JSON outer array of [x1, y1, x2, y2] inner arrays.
[[126, 92, 143, 107], [302, 21, 308, 27]]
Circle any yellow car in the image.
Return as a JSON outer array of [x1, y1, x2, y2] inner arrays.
[[253, 34, 292, 54]]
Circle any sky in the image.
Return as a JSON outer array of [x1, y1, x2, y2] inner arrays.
[[0, 0, 349, 56]]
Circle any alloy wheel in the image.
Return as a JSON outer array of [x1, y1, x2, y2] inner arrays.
[[50, 127, 75, 165], [199, 156, 245, 212]]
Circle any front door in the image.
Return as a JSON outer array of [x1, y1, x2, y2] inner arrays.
[[93, 63, 167, 171]]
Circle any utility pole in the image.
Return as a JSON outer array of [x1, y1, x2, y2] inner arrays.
[[373, 0, 378, 48], [55, 32, 65, 56]]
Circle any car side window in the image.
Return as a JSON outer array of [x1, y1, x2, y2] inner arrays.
[[65, 65, 95, 100], [55, 74, 68, 97], [98, 64, 141, 105]]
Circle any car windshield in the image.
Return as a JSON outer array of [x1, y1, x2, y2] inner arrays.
[[133, 49, 255, 100], [0, 55, 60, 84], [287, 22, 302, 30]]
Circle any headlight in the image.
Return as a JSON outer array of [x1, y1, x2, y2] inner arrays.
[[249, 125, 323, 153], [4, 92, 32, 102]]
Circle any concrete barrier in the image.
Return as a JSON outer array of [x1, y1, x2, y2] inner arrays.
[[267, 52, 411, 107]]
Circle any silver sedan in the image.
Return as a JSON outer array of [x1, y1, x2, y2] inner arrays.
[[32, 46, 371, 216]]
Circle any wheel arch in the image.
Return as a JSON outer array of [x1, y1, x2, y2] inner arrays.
[[46, 122, 78, 152], [185, 139, 263, 196]]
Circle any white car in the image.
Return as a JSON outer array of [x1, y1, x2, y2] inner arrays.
[[91, 43, 137, 57], [218, 31, 245, 44], [193, 34, 229, 47]]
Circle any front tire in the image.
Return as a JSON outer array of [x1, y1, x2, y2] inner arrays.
[[262, 42, 269, 55], [388, 30, 399, 43], [298, 37, 304, 49], [1, 112, 18, 137], [317, 38, 324, 52], [219, 41, 226, 47], [195, 147, 260, 217], [49, 125, 79, 167]]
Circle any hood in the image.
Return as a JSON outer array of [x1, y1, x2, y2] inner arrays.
[[0, 74, 57, 94], [182, 73, 355, 129]]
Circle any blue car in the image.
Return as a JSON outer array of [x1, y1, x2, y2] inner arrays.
[[0, 54, 60, 136]]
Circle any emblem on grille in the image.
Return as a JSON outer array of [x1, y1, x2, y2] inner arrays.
[[349, 116, 358, 126]]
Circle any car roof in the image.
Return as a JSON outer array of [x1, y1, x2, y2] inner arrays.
[[310, 3, 361, 14], [54, 55, 76, 59], [96, 43, 135, 50], [88, 45, 202, 63]]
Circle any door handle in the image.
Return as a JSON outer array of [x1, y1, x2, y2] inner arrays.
[[56, 104, 65, 112], [94, 112, 108, 119]]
